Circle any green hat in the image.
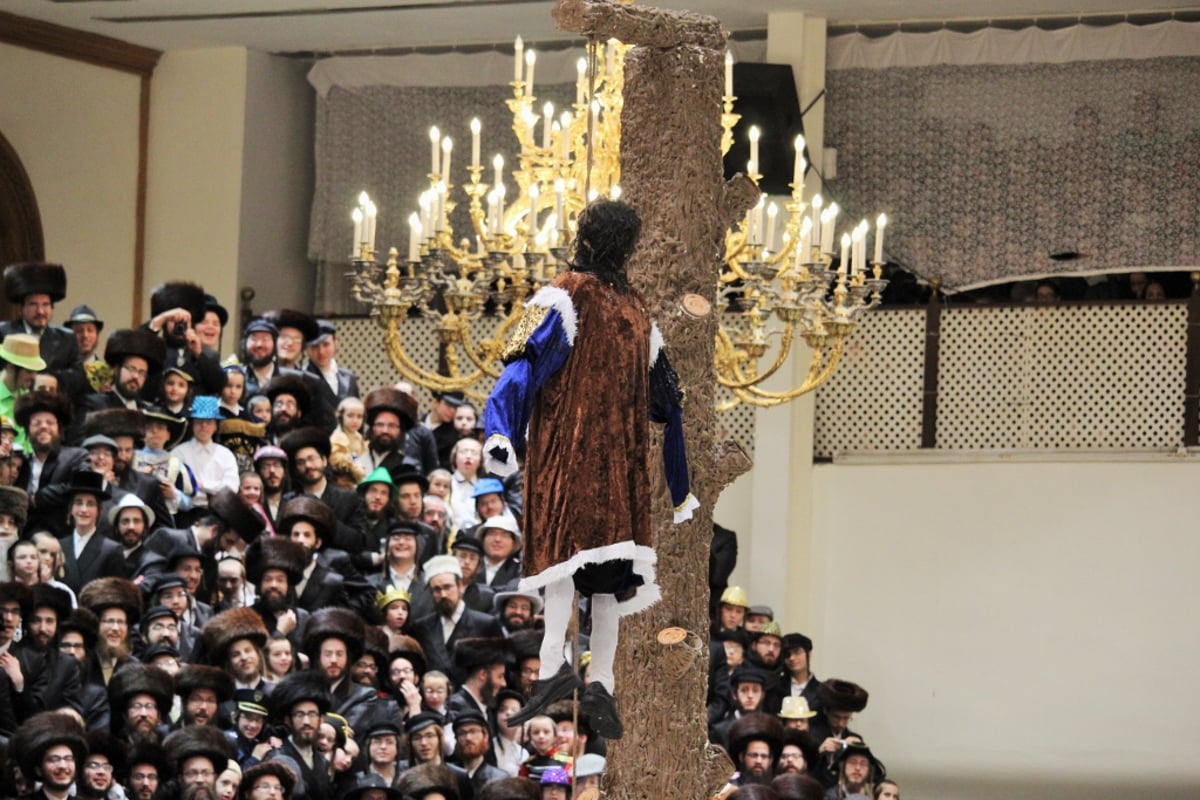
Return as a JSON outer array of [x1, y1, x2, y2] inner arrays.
[[357, 466, 395, 496]]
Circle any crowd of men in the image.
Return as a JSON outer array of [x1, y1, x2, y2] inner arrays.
[[0, 261, 897, 800]]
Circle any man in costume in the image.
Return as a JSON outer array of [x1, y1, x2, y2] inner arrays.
[[484, 200, 696, 739]]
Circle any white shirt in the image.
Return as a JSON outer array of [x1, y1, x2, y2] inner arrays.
[[171, 438, 239, 507], [318, 359, 340, 395], [441, 599, 466, 642], [74, 528, 96, 559]]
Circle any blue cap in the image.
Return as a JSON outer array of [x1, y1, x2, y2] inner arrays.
[[472, 477, 505, 498], [189, 395, 222, 420]]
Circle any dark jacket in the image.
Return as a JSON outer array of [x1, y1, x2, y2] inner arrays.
[[59, 530, 131, 595], [409, 606, 503, 681], [305, 362, 360, 406], [17, 444, 91, 535]]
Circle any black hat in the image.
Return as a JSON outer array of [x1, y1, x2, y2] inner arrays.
[[174, 664, 235, 703], [141, 643, 182, 666], [138, 605, 178, 636], [151, 573, 186, 596], [203, 294, 229, 327], [242, 761, 297, 800], [200, 607, 270, 667], [162, 725, 233, 774], [270, 670, 331, 718], [363, 719, 403, 740], [453, 636, 509, 674], [165, 542, 209, 573], [836, 741, 886, 780], [109, 663, 175, 719], [479, 777, 540, 800], [31, 583, 72, 622], [63, 469, 110, 501], [390, 464, 429, 493], [818, 679, 869, 713], [450, 709, 489, 733], [65, 304, 104, 332], [84, 407, 146, 443], [11, 710, 87, 780], [450, 534, 483, 555], [0, 485, 29, 528], [233, 687, 270, 717], [244, 318, 279, 338], [731, 664, 769, 687], [141, 405, 186, 447], [727, 711, 784, 760], [265, 375, 313, 417], [264, 309, 319, 345], [278, 495, 336, 545], [0, 581, 33, 619], [387, 519, 421, 539], [3, 262, 67, 303], [403, 711, 444, 735], [362, 387, 417, 430], [303, 607, 365, 666], [246, 537, 308, 585], [125, 742, 169, 780], [388, 635, 427, 677], [15, 390, 74, 431], [781, 632, 813, 654], [310, 320, 336, 345], [339, 774, 405, 800], [210, 488, 264, 543], [103, 328, 168, 372], [60, 606, 99, 650], [434, 390, 465, 408], [150, 282, 207, 329], [279, 426, 330, 462]]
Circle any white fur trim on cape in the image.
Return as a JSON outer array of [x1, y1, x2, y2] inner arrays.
[[483, 433, 517, 477], [527, 286, 577, 346], [649, 322, 665, 367], [518, 541, 661, 618], [673, 493, 700, 524]]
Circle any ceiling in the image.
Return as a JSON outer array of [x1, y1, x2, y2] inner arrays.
[[6, 0, 1200, 55]]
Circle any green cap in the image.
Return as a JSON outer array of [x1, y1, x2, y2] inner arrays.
[[356, 466, 395, 495]]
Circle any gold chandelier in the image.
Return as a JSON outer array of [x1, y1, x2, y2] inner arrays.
[[346, 38, 888, 408]]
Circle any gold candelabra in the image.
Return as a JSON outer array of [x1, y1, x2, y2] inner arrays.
[[347, 38, 889, 408]]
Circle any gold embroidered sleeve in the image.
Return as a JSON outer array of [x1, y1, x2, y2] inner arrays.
[[501, 304, 550, 362]]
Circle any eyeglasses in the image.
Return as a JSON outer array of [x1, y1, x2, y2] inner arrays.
[[60, 642, 86, 651], [0, 607, 21, 618], [101, 618, 127, 627], [44, 754, 75, 765], [121, 365, 149, 378], [291, 710, 321, 720], [130, 773, 158, 783], [254, 784, 284, 795], [183, 769, 215, 781], [410, 731, 439, 743], [129, 701, 158, 712], [85, 762, 114, 773]]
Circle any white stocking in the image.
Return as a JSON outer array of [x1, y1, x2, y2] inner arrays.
[[539, 577, 576, 679], [588, 593, 619, 693]]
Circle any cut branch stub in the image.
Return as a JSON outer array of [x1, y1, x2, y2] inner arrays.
[[553, 0, 726, 48]]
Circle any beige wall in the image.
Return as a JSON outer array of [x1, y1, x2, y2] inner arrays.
[[0, 41, 140, 329]]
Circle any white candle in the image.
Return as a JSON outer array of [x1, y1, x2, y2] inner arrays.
[[810, 194, 823, 250], [435, 182, 446, 232], [799, 216, 812, 262], [352, 208, 363, 250], [853, 224, 865, 274], [874, 213, 888, 263], [793, 135, 806, 187], [840, 232, 850, 275], [429, 127, 440, 176], [496, 184, 506, 233], [524, 50, 536, 98], [440, 137, 452, 184], [821, 202, 839, 254], [528, 182, 539, 235], [765, 202, 778, 252], [514, 36, 524, 82], [419, 192, 431, 236], [748, 126, 760, 176], [493, 154, 504, 190], [543, 102, 554, 150], [576, 58, 587, 106], [724, 50, 734, 97], [470, 118, 481, 169], [408, 213, 422, 262], [365, 201, 377, 251]]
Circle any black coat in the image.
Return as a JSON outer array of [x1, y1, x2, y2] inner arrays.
[[409, 607, 503, 681], [59, 529, 131, 595], [284, 484, 369, 554], [246, 364, 336, 434], [269, 737, 332, 800], [295, 561, 349, 613], [11, 643, 83, 720], [305, 362, 360, 406], [17, 444, 91, 535], [403, 425, 439, 476]]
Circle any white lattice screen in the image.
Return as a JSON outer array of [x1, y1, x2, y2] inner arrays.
[[815, 302, 1188, 457]]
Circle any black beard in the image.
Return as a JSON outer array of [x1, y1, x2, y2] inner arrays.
[[126, 725, 160, 747], [262, 593, 292, 613], [248, 352, 274, 368], [268, 417, 301, 437], [739, 768, 774, 785]]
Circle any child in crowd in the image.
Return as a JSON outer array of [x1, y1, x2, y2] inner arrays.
[[453, 402, 479, 438], [264, 634, 296, 681], [329, 396, 369, 489], [246, 395, 272, 425], [160, 366, 194, 419], [494, 689, 530, 777], [427, 468, 452, 500], [520, 715, 572, 781], [220, 363, 247, 418], [238, 471, 275, 536], [226, 690, 274, 766], [448, 438, 484, 531], [420, 670, 453, 724], [137, 410, 198, 521]]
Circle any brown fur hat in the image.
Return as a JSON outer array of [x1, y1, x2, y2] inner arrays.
[[86, 731, 126, 773], [79, 576, 143, 621], [388, 634, 427, 677], [0, 581, 33, 618], [264, 374, 312, 417], [200, 607, 269, 667], [245, 537, 308, 585], [84, 407, 146, 442], [0, 486, 29, 528], [14, 389, 74, 431], [362, 387, 417, 430], [269, 670, 331, 718], [453, 636, 510, 674], [11, 710, 87, 781], [397, 763, 459, 800], [728, 711, 784, 760], [362, 625, 390, 673], [303, 607, 365, 665], [209, 489, 264, 543], [479, 777, 540, 800], [150, 281, 207, 329], [174, 664, 235, 703], [60, 606, 99, 650], [103, 328, 168, 372], [109, 663, 175, 718], [279, 426, 330, 462], [4, 262, 67, 303], [277, 494, 335, 545], [263, 309, 319, 345], [506, 629, 542, 661], [817, 679, 869, 713], [240, 761, 297, 800], [162, 724, 232, 774]]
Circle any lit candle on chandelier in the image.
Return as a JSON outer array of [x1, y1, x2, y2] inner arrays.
[[365, 200, 377, 252], [440, 137, 453, 184], [352, 208, 363, 251], [852, 223, 866, 275], [765, 202, 778, 253], [874, 213, 887, 263], [748, 125, 760, 176], [821, 202, 838, 254], [435, 181, 446, 232], [560, 111, 572, 161], [724, 51, 734, 97], [840, 232, 850, 276], [793, 135, 806, 187], [528, 182, 539, 235], [408, 213, 422, 262], [470, 118, 481, 169], [576, 58, 587, 106], [542, 102, 554, 150], [810, 194, 823, 250], [496, 184, 506, 234], [513, 36, 524, 82], [429, 127, 440, 176], [524, 49, 536, 98], [493, 154, 504, 191], [554, 178, 566, 230]]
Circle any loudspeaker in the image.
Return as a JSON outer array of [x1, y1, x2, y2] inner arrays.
[[723, 63, 808, 196]]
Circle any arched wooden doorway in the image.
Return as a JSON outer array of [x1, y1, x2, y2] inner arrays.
[[0, 129, 43, 321]]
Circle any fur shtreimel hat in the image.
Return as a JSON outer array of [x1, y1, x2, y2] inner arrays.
[[397, 764, 459, 800], [200, 607, 269, 667], [4, 262, 67, 303], [506, 629, 543, 661], [150, 281, 207, 329], [264, 374, 313, 417], [209, 488, 264, 543], [453, 636, 510, 674], [79, 576, 143, 621], [362, 387, 417, 430], [60, 606, 99, 650], [109, 663, 175, 718], [14, 389, 73, 431], [264, 309, 320, 345], [174, 663, 235, 703], [817, 678, 869, 713], [246, 536, 308, 585], [270, 670, 331, 719], [162, 724, 233, 773], [0, 486, 29, 528], [242, 761, 298, 800], [479, 777, 540, 800], [0, 581, 33, 620], [86, 732, 126, 773], [31, 583, 73, 622], [11, 710, 87, 781], [277, 494, 336, 544], [279, 426, 330, 462], [84, 407, 146, 442], [388, 634, 427, 677], [126, 742, 169, 779], [303, 607, 365, 666], [103, 328, 168, 373], [362, 626, 390, 672], [728, 711, 784, 760]]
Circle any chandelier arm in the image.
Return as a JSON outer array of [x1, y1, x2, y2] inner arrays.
[[712, 322, 797, 391], [384, 321, 487, 393], [730, 336, 847, 406]]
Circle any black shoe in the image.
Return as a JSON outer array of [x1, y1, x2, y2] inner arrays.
[[580, 681, 624, 740], [508, 662, 584, 726]]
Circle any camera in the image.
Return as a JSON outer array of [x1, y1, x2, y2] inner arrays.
[[171, 321, 187, 337]]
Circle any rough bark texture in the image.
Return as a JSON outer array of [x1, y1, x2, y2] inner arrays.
[[553, 2, 758, 798]]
